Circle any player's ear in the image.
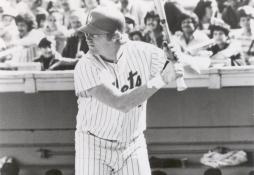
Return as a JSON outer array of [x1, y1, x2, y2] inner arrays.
[[111, 31, 122, 42]]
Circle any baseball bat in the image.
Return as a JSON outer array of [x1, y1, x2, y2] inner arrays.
[[154, 0, 187, 91]]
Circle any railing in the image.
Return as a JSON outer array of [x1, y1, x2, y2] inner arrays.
[[1, 66, 254, 93]]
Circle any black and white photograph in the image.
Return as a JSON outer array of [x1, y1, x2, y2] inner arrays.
[[0, 0, 254, 175]]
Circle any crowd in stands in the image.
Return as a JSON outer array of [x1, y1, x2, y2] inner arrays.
[[0, 0, 254, 71]]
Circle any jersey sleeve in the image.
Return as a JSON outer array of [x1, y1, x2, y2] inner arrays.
[[74, 58, 102, 97], [149, 45, 167, 78]]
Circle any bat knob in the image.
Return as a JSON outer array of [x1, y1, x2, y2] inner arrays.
[[162, 41, 168, 48]]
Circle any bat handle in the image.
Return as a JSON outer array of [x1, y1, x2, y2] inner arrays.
[[174, 61, 187, 91], [176, 76, 187, 91], [162, 42, 187, 91], [163, 60, 188, 91]]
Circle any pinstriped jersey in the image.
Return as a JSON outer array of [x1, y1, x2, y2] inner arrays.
[[74, 40, 166, 142]]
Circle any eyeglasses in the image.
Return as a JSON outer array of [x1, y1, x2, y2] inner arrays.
[[85, 33, 108, 39]]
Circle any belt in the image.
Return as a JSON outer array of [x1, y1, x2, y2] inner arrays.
[[87, 131, 118, 142]]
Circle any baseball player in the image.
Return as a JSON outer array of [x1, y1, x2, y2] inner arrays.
[[74, 6, 183, 175]]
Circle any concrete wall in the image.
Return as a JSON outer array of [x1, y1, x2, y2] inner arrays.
[[0, 88, 254, 175]]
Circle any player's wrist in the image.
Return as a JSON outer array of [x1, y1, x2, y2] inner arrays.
[[147, 73, 166, 89]]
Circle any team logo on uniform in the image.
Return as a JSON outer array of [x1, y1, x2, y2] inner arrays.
[[112, 71, 142, 92]]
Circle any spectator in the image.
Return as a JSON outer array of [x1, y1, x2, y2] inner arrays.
[[66, 10, 86, 35], [21, 0, 49, 29], [143, 11, 157, 45], [143, 11, 164, 48], [222, 0, 240, 29], [29, 0, 48, 17], [34, 37, 60, 70], [35, 10, 48, 29], [170, 11, 212, 71], [82, 0, 98, 10], [81, 0, 118, 23], [0, 7, 19, 47], [62, 31, 88, 61], [129, 30, 143, 41], [164, 0, 186, 34], [45, 169, 62, 175], [194, 0, 218, 31], [172, 11, 210, 56], [62, 10, 88, 69], [231, 6, 254, 64], [35, 37, 80, 70], [10, 12, 45, 62], [15, 0, 33, 14], [149, 12, 164, 48], [204, 168, 222, 175], [207, 19, 245, 66], [117, 0, 146, 28], [60, 0, 77, 29], [124, 14, 136, 34], [44, 9, 68, 53], [45, 0, 55, 12], [15, 12, 44, 43], [216, 0, 227, 14], [80, 0, 97, 19], [82, 0, 117, 10]]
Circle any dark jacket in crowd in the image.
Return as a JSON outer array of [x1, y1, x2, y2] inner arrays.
[[34, 55, 59, 70], [222, 5, 240, 29], [164, 0, 185, 34], [207, 43, 242, 66], [62, 35, 89, 58]]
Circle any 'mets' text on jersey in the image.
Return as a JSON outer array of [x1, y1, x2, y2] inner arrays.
[[112, 70, 142, 92], [74, 41, 166, 142]]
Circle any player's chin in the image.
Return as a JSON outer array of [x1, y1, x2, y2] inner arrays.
[[88, 43, 94, 48], [89, 46, 98, 53]]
